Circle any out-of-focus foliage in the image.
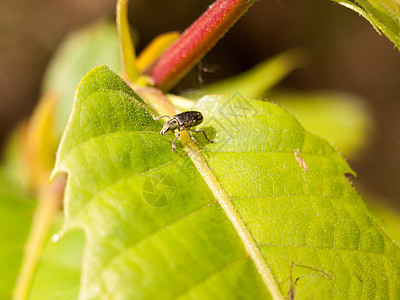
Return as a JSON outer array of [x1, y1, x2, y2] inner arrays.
[[185, 50, 305, 100], [117, 0, 139, 82], [28, 219, 84, 300], [0, 175, 35, 299], [42, 21, 121, 138]]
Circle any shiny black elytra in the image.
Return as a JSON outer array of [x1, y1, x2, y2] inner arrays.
[[154, 111, 213, 151]]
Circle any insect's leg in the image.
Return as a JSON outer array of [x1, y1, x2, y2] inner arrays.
[[188, 128, 214, 143], [171, 131, 180, 151], [182, 126, 196, 143], [154, 115, 170, 121]]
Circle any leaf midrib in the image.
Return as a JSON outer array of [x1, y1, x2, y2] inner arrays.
[[183, 138, 284, 300]]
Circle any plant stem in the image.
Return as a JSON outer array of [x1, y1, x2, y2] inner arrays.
[[145, 0, 258, 91]]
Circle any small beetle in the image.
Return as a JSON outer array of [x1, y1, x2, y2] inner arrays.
[[154, 111, 213, 151]]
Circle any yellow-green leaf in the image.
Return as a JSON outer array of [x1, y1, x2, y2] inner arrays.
[[137, 32, 180, 72], [185, 50, 305, 100], [117, 0, 140, 82]]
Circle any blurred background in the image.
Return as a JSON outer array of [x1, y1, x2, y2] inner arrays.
[[1, 0, 399, 207]]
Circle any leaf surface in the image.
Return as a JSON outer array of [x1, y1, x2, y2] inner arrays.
[[53, 65, 400, 299]]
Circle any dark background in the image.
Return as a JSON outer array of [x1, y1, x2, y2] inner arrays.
[[1, 0, 399, 207]]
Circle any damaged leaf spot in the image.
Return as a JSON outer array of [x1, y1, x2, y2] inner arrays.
[[295, 150, 308, 173]]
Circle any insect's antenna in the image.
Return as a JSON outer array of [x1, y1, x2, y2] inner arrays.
[[140, 123, 173, 143], [140, 123, 159, 131]]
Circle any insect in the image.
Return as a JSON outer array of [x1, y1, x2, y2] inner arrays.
[[154, 111, 213, 151]]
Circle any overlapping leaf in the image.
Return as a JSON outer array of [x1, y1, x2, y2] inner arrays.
[[53, 65, 400, 299], [332, 0, 400, 49]]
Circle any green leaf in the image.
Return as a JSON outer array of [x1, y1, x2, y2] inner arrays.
[[53, 65, 400, 299], [332, 0, 400, 49], [28, 218, 84, 300], [42, 21, 122, 139], [270, 91, 372, 158], [0, 175, 35, 299], [184, 50, 304, 100]]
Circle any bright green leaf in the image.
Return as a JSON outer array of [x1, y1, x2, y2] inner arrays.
[[42, 21, 121, 139], [0, 175, 35, 299], [332, 0, 400, 49], [53, 65, 400, 299], [270, 91, 372, 158]]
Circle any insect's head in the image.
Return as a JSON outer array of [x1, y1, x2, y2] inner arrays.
[[160, 119, 178, 135], [160, 123, 170, 135]]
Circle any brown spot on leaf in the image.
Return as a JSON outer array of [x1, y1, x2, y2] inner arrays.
[[295, 150, 308, 172]]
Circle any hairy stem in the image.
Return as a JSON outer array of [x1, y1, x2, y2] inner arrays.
[[146, 0, 258, 91]]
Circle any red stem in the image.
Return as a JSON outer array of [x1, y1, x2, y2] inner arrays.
[[145, 0, 258, 91]]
